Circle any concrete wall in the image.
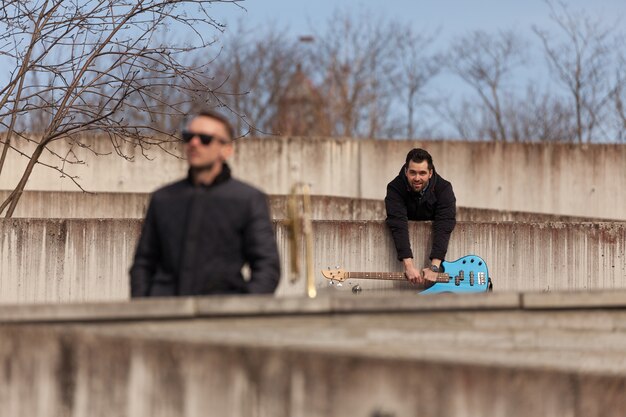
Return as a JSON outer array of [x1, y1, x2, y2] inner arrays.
[[3, 293, 626, 416], [1, 190, 613, 221], [1, 136, 625, 219], [1, 219, 624, 303]]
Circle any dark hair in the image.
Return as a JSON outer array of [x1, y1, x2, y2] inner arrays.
[[405, 148, 434, 171], [190, 109, 235, 140]]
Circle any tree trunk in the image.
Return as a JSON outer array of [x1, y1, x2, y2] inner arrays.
[[0, 136, 10, 176], [1, 143, 45, 218]]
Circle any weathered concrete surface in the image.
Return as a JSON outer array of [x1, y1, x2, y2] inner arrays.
[[5, 325, 618, 417], [455, 207, 614, 222], [1, 136, 625, 219], [0, 190, 151, 218], [0, 218, 139, 303], [1, 219, 624, 303], [280, 221, 626, 296], [2, 190, 619, 221], [0, 190, 388, 220], [3, 292, 626, 416]]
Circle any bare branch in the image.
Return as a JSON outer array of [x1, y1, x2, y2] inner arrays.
[[0, 0, 238, 217]]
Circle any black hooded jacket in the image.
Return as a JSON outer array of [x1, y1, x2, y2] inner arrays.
[[385, 166, 456, 261], [130, 163, 280, 297]]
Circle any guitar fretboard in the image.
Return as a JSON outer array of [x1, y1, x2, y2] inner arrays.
[[346, 272, 450, 283]]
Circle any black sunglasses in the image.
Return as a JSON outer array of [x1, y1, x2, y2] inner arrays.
[[181, 131, 230, 145]]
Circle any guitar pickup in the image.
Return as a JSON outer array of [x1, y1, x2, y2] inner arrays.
[[478, 272, 486, 285], [469, 271, 475, 286], [455, 276, 461, 286]]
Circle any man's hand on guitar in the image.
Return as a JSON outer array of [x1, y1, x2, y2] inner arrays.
[[421, 268, 438, 283], [402, 258, 425, 285]]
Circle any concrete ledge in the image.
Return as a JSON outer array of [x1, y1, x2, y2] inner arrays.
[[7, 289, 626, 324], [193, 293, 521, 317], [328, 291, 521, 313], [3, 190, 620, 221], [194, 295, 333, 316], [0, 292, 520, 323], [0, 297, 197, 323], [523, 290, 626, 309]]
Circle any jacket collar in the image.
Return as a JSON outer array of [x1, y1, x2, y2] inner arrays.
[[186, 162, 232, 187]]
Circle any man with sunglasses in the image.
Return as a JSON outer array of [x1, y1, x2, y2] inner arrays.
[[385, 148, 456, 287], [130, 110, 280, 297]]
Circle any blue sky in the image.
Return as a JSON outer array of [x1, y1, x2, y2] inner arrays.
[[211, 0, 625, 41]]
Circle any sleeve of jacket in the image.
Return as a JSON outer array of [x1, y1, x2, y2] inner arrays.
[[385, 182, 413, 260], [430, 182, 457, 260], [129, 197, 160, 297], [243, 192, 281, 294]]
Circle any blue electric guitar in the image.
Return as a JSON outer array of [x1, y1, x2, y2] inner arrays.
[[321, 255, 492, 294]]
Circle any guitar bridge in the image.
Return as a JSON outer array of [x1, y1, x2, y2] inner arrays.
[[478, 272, 486, 285]]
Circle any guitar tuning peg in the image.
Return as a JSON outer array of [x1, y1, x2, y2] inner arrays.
[[328, 279, 335, 286], [327, 266, 330, 270], [336, 282, 343, 287], [335, 265, 340, 269]]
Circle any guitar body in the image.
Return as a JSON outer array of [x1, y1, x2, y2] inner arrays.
[[419, 255, 490, 294], [321, 254, 492, 295]]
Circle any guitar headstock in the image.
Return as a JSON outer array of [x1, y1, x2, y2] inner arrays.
[[321, 268, 347, 282]]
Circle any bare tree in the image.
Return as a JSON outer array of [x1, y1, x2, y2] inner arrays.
[[306, 9, 399, 138], [611, 52, 626, 142], [0, 0, 237, 217], [436, 98, 485, 141], [505, 86, 576, 142], [391, 28, 441, 139], [447, 30, 526, 141], [533, 0, 618, 143], [207, 22, 304, 136]]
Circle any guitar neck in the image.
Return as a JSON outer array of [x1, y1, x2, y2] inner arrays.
[[346, 272, 450, 283]]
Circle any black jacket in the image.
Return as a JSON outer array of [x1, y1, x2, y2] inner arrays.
[[130, 164, 280, 297], [385, 166, 456, 261]]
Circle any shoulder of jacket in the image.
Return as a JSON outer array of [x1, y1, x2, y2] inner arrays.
[[432, 171, 450, 187], [431, 174, 454, 200], [151, 179, 189, 198], [222, 178, 267, 198], [387, 174, 405, 190]]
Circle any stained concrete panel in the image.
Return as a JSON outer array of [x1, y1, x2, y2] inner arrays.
[[1, 219, 624, 303], [0, 218, 139, 303], [279, 221, 626, 296], [1, 136, 625, 219]]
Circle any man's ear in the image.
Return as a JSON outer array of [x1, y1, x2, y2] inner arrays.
[[221, 142, 234, 160]]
